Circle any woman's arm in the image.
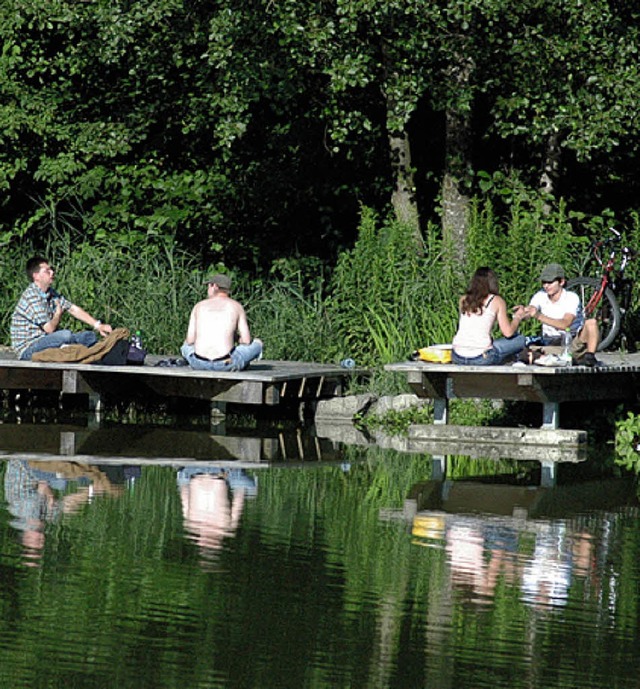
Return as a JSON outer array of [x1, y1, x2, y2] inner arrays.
[[495, 296, 524, 337]]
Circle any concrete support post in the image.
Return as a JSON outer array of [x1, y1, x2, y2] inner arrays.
[[542, 402, 560, 430], [433, 398, 449, 425]]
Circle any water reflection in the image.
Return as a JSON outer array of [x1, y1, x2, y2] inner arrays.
[[178, 467, 257, 560], [3, 459, 126, 565], [406, 461, 638, 619], [0, 418, 639, 689]]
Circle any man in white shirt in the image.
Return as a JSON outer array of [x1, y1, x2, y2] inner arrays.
[[523, 263, 601, 366]]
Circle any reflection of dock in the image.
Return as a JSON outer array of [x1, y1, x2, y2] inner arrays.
[[380, 459, 639, 530], [373, 424, 587, 486], [0, 424, 344, 466], [405, 475, 639, 522], [406, 424, 587, 463]]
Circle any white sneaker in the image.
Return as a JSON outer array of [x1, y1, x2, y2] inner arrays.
[[535, 354, 568, 367]]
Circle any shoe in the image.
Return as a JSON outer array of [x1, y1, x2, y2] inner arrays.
[[572, 352, 602, 368], [155, 358, 188, 367], [535, 354, 566, 367], [512, 361, 528, 368]]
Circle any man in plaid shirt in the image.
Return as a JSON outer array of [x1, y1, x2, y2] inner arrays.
[[10, 256, 112, 360]]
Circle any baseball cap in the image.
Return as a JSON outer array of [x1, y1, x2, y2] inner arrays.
[[539, 263, 565, 282], [203, 273, 232, 290]]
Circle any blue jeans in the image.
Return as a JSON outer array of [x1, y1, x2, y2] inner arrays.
[[20, 329, 97, 361], [452, 334, 526, 366], [181, 340, 263, 372]]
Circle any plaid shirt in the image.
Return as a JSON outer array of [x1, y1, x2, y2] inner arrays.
[[10, 283, 72, 357]]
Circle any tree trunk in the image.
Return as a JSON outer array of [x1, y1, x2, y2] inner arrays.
[[540, 130, 561, 214], [441, 53, 474, 276], [388, 129, 420, 232]]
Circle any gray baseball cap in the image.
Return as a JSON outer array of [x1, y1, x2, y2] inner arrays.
[[203, 273, 231, 290], [539, 263, 565, 282]]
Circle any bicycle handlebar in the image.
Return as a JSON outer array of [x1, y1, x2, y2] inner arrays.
[[590, 227, 636, 266]]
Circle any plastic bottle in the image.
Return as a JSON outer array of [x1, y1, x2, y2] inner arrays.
[[131, 330, 143, 349], [340, 358, 356, 369], [560, 328, 572, 363]]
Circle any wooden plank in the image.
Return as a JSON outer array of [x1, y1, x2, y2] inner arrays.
[[0, 358, 362, 409], [0, 367, 63, 390], [385, 357, 640, 430], [387, 362, 640, 405]]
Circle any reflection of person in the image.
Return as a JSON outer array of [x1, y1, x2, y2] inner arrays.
[[10, 256, 113, 361], [521, 521, 572, 608], [3, 459, 122, 564], [446, 521, 487, 596], [521, 263, 600, 367], [452, 267, 526, 365], [178, 467, 256, 554], [180, 273, 263, 371]]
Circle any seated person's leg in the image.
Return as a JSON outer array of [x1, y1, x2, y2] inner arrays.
[[491, 334, 526, 363], [582, 318, 600, 353], [180, 342, 208, 370], [230, 339, 263, 371], [20, 330, 75, 360], [72, 331, 98, 348]]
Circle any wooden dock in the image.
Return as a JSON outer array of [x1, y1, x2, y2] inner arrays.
[[0, 352, 364, 416], [385, 351, 640, 429]]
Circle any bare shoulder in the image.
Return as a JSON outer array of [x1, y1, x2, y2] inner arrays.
[[228, 297, 246, 313], [192, 298, 210, 312], [492, 294, 507, 309]]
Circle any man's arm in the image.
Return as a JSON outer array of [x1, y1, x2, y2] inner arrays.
[[42, 303, 63, 334], [532, 307, 575, 331], [68, 304, 112, 336], [184, 306, 197, 345], [236, 305, 251, 345]]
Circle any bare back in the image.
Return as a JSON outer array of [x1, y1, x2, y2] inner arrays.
[[186, 293, 251, 360]]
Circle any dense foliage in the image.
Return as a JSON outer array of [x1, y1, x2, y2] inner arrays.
[[1, 0, 639, 271]]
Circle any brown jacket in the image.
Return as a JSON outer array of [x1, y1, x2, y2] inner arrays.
[[32, 327, 130, 364]]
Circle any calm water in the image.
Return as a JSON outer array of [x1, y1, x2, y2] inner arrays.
[[0, 420, 639, 689]]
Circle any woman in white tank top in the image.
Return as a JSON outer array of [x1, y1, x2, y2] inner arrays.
[[452, 268, 526, 365]]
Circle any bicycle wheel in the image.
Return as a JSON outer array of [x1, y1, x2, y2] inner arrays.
[[566, 277, 621, 351]]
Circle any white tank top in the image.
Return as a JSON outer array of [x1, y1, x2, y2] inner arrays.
[[452, 295, 497, 358]]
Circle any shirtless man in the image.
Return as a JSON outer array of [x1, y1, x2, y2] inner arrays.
[[180, 273, 263, 371]]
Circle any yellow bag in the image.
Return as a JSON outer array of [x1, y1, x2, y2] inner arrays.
[[415, 344, 452, 363]]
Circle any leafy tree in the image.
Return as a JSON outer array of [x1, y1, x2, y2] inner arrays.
[[489, 0, 640, 199]]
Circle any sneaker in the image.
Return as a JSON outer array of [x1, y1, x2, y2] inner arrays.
[[512, 361, 528, 368], [535, 354, 566, 367], [572, 352, 603, 368]]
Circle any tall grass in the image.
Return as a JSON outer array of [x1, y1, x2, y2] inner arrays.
[[328, 208, 460, 366], [238, 257, 333, 362], [55, 237, 202, 354], [2, 196, 637, 371]]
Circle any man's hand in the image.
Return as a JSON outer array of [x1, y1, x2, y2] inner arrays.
[[96, 323, 112, 337], [512, 305, 535, 320]]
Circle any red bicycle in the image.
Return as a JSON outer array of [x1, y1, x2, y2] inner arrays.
[[567, 228, 637, 351]]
